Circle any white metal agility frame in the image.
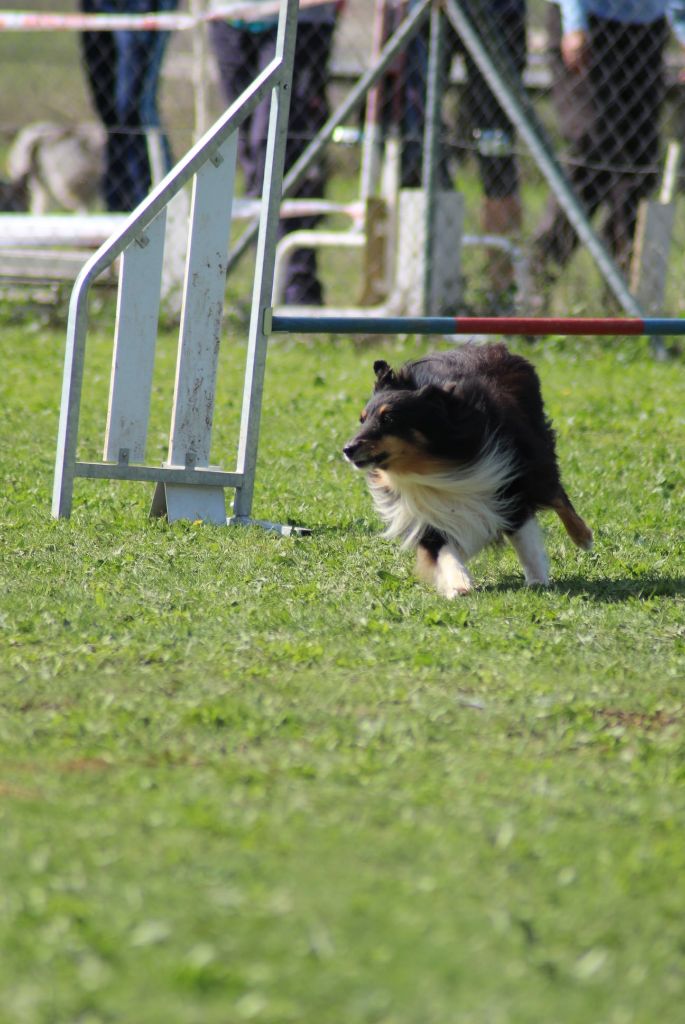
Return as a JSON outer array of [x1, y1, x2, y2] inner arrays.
[[52, 0, 300, 529]]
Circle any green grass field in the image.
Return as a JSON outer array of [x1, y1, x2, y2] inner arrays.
[[1, 310, 684, 1023]]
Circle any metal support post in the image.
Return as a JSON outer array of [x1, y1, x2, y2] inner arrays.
[[231, 0, 299, 521], [421, 2, 445, 311]]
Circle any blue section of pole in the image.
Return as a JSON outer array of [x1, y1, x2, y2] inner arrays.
[[646, 319, 685, 335], [271, 316, 459, 335]]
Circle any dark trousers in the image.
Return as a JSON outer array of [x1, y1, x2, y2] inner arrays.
[[534, 9, 668, 270], [80, 0, 176, 211], [400, 1, 527, 197], [210, 20, 335, 303]]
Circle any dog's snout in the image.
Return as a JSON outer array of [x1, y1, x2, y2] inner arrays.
[[342, 440, 359, 460]]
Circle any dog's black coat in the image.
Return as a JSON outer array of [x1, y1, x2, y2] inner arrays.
[[343, 343, 592, 592]]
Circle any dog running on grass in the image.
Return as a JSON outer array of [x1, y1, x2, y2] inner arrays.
[[342, 342, 593, 597]]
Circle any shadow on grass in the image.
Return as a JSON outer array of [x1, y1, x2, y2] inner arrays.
[[299, 520, 379, 537], [484, 574, 685, 603]]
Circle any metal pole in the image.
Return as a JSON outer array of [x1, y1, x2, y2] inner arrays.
[[421, 2, 445, 312], [190, 0, 210, 140], [51, 290, 89, 518], [231, 0, 300, 520], [360, 0, 391, 202]]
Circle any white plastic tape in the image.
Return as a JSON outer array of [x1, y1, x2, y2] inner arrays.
[[0, 1, 331, 32]]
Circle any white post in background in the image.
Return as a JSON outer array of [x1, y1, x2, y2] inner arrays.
[[630, 141, 681, 317], [191, 0, 210, 140]]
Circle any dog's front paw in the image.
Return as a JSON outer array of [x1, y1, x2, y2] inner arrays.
[[436, 570, 472, 598], [437, 581, 472, 598], [435, 546, 472, 597]]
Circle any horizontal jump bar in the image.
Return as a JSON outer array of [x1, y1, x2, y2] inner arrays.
[[271, 316, 685, 337], [74, 462, 243, 488]]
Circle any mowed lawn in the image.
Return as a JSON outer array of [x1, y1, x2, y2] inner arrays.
[[0, 315, 684, 1024]]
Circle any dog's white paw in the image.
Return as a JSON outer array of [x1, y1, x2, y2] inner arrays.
[[437, 581, 472, 599], [436, 547, 472, 598]]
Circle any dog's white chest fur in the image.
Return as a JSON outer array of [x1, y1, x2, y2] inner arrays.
[[367, 445, 517, 559]]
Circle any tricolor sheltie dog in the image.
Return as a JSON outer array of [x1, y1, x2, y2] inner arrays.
[[343, 343, 593, 597]]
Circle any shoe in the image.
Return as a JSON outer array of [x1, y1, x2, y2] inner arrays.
[[284, 278, 324, 307]]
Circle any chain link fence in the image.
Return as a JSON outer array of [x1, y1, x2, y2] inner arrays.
[[1, 0, 685, 316]]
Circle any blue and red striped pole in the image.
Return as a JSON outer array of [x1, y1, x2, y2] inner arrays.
[[270, 315, 685, 336]]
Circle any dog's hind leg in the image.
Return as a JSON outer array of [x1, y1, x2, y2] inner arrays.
[[508, 517, 550, 587], [551, 487, 593, 550], [416, 531, 472, 597]]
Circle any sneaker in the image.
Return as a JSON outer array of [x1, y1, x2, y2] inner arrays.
[[284, 278, 324, 307]]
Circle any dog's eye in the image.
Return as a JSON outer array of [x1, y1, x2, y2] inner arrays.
[[359, 410, 367, 424], [378, 404, 392, 425]]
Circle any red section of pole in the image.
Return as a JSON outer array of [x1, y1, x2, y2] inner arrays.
[[452, 317, 646, 336]]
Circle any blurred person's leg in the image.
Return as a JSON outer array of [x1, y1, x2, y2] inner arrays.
[[464, 3, 526, 308], [399, 19, 456, 190], [80, 0, 124, 210], [208, 21, 260, 188], [596, 16, 667, 270], [281, 20, 335, 305], [532, 12, 666, 285], [530, 7, 606, 291], [115, 26, 155, 208], [210, 15, 337, 304], [140, 0, 180, 174]]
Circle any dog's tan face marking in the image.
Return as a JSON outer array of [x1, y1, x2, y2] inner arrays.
[[374, 435, 452, 475], [375, 435, 419, 471], [359, 409, 367, 423]]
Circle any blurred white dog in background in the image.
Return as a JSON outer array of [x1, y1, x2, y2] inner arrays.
[[6, 121, 105, 214]]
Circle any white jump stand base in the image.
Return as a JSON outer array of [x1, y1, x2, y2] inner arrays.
[[150, 481, 227, 524]]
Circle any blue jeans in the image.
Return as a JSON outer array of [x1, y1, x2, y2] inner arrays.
[[80, 0, 178, 210]]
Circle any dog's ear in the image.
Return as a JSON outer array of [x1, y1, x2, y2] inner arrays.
[[373, 360, 398, 392]]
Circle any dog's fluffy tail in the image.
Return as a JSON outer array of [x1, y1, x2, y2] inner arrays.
[[552, 488, 593, 550], [6, 123, 55, 184]]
